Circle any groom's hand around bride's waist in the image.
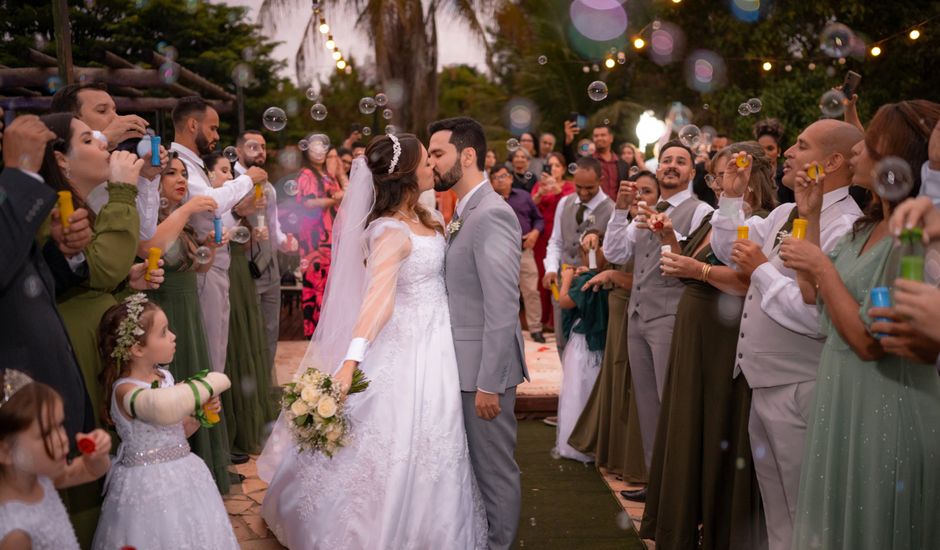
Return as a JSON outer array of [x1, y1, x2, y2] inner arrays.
[[475, 390, 501, 420]]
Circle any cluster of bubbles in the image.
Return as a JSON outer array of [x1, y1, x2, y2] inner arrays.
[[587, 81, 609, 101], [818, 89, 847, 118], [262, 107, 287, 131], [358, 93, 389, 115], [737, 98, 763, 116], [873, 157, 914, 201]]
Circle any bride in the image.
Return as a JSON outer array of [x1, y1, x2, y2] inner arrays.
[[257, 133, 487, 549]]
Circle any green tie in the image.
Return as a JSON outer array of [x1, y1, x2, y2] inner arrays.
[[655, 201, 670, 213], [576, 203, 588, 225]]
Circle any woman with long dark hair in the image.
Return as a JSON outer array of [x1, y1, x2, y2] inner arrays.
[[530, 151, 575, 330], [259, 133, 486, 548]]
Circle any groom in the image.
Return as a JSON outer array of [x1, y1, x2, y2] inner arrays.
[[429, 117, 529, 549]]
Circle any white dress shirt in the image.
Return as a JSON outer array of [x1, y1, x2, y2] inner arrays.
[[455, 179, 488, 219], [85, 174, 161, 241], [919, 160, 940, 207], [543, 190, 613, 273], [710, 185, 862, 336], [602, 187, 713, 266]]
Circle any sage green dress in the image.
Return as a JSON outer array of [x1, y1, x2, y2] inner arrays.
[[568, 261, 647, 483], [640, 213, 767, 550], [145, 230, 232, 494], [55, 182, 139, 547], [225, 242, 277, 454], [793, 226, 940, 549]]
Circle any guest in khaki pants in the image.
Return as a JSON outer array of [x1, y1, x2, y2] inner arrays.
[[490, 164, 546, 342]]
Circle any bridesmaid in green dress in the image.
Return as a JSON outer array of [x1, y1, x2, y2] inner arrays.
[[141, 154, 233, 493], [640, 144, 775, 550], [569, 172, 661, 483], [38, 113, 141, 545], [781, 100, 940, 549], [205, 152, 277, 455]]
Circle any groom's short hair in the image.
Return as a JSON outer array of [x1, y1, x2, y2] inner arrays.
[[428, 117, 486, 171]]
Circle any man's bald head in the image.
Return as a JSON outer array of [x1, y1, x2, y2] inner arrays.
[[781, 119, 863, 190]]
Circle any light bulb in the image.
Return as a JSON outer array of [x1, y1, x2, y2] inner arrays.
[[762, 61, 772, 71], [319, 23, 330, 34], [336, 60, 347, 70], [909, 29, 921, 40], [871, 46, 882, 56], [332, 51, 341, 60], [633, 37, 645, 50], [604, 58, 616, 69]]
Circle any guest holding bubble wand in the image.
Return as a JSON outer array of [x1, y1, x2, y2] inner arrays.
[[780, 100, 940, 549], [140, 153, 234, 493]]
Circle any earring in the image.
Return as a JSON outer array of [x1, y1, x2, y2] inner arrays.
[[65, 166, 71, 180]]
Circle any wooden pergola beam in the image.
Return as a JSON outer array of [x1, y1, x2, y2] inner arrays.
[[1, 67, 175, 89], [103, 50, 201, 98], [150, 52, 235, 101], [0, 96, 234, 114]]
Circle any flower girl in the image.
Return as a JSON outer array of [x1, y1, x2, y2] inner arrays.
[[91, 294, 238, 550], [554, 238, 611, 462], [0, 369, 112, 549]]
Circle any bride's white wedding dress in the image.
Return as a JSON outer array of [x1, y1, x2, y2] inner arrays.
[[259, 218, 487, 550]]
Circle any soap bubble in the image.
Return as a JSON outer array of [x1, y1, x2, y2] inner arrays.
[[305, 87, 318, 101], [194, 246, 212, 264], [382, 108, 393, 120], [737, 103, 751, 116], [231, 64, 253, 87], [818, 89, 847, 118], [230, 226, 251, 244], [629, 166, 640, 177], [524, 171, 534, 181], [747, 97, 763, 113], [385, 125, 398, 135], [362, 126, 372, 136], [374, 93, 389, 107], [506, 138, 520, 152], [23, 275, 42, 298], [678, 124, 703, 149], [283, 179, 299, 197], [537, 55, 548, 65], [310, 103, 328, 121], [587, 81, 609, 101], [46, 76, 62, 93], [820, 23, 854, 58], [873, 157, 914, 201], [359, 97, 377, 114], [159, 197, 169, 209], [223, 146, 238, 162], [262, 107, 287, 131], [297, 139, 309, 151], [667, 102, 693, 126], [615, 511, 633, 531], [568, 163, 578, 173], [159, 62, 180, 85]]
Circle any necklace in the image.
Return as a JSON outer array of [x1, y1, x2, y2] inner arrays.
[[397, 208, 419, 223]]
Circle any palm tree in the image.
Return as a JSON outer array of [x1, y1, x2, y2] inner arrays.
[[259, 0, 495, 138]]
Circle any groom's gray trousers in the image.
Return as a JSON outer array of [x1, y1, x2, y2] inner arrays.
[[461, 387, 520, 550]]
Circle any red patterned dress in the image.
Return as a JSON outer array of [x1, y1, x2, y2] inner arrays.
[[296, 167, 341, 338]]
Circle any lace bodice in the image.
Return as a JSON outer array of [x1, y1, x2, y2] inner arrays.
[[110, 369, 189, 458], [394, 232, 447, 305], [0, 476, 79, 549]]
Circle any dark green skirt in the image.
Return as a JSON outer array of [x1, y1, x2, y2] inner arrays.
[[147, 269, 232, 494], [226, 244, 277, 454]]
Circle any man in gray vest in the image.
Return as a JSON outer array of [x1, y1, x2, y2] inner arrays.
[[709, 120, 863, 550], [429, 116, 529, 550], [233, 130, 298, 374], [542, 155, 615, 354], [603, 140, 712, 501]]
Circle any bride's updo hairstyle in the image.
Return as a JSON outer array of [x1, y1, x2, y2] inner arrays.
[[365, 133, 443, 234]]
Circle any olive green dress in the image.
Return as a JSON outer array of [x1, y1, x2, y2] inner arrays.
[[145, 231, 232, 494], [793, 227, 940, 549], [640, 213, 767, 550], [568, 261, 647, 483], [225, 242, 277, 454], [54, 182, 139, 547]]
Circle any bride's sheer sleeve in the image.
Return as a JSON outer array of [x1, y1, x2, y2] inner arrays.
[[343, 219, 412, 362]]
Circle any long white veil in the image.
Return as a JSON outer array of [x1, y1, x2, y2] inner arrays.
[[258, 157, 375, 481]]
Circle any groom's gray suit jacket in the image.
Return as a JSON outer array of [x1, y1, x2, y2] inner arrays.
[[444, 184, 529, 394]]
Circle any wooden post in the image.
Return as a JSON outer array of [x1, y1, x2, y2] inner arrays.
[[51, 0, 74, 84], [236, 83, 245, 136]]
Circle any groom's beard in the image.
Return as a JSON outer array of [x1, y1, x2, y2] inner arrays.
[[433, 162, 462, 192]]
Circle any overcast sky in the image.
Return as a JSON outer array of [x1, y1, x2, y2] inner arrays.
[[220, 0, 489, 84]]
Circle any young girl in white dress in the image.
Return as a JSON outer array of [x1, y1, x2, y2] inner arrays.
[[0, 369, 112, 549], [555, 239, 611, 462], [91, 294, 238, 550]]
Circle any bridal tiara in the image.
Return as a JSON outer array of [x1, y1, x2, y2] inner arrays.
[[388, 134, 402, 174]]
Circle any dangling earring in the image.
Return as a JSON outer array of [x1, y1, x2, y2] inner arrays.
[[64, 166, 71, 181]]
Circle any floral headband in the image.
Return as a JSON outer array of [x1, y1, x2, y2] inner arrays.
[[112, 293, 149, 364], [0, 369, 34, 410]]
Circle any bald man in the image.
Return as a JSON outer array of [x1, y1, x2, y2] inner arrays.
[[709, 119, 864, 550]]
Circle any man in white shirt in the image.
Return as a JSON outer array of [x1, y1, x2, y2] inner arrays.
[[542, 156, 615, 354], [170, 97, 266, 378], [233, 129, 297, 374], [709, 119, 863, 550], [602, 141, 712, 501]]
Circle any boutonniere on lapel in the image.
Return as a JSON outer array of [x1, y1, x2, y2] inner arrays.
[[585, 214, 596, 226], [446, 218, 463, 239]]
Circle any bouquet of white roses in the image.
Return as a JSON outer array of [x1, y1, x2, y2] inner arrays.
[[280, 367, 369, 458]]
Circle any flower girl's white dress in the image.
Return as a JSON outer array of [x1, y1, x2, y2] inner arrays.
[[0, 476, 79, 549], [259, 219, 487, 549], [92, 369, 238, 550]]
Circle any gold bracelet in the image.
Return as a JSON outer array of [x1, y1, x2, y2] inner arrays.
[[700, 263, 708, 281], [702, 264, 712, 282]]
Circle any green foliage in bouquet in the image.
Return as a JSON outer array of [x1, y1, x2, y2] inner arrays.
[[280, 367, 370, 457]]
